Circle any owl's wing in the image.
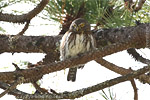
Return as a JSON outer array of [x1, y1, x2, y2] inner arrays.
[[60, 31, 73, 60], [90, 34, 97, 49], [85, 33, 97, 50], [60, 32, 68, 60]]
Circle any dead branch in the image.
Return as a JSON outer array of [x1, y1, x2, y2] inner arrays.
[[16, 65, 150, 99], [0, 0, 49, 23]]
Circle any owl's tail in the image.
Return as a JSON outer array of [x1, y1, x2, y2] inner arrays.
[[67, 68, 77, 82]]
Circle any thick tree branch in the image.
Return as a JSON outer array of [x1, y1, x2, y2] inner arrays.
[[0, 34, 61, 53], [0, 0, 49, 23], [16, 65, 150, 99], [0, 23, 148, 54]]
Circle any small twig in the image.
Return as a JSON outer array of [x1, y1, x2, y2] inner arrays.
[[18, 20, 30, 35], [129, 67, 138, 100], [32, 80, 58, 95], [12, 63, 20, 71], [9, 20, 31, 46], [127, 48, 150, 64], [32, 82, 49, 94], [130, 79, 138, 100], [50, 89, 59, 95]]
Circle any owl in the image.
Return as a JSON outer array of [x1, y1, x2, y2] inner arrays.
[[60, 18, 96, 82]]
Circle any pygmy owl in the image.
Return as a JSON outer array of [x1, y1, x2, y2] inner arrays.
[[60, 18, 96, 82]]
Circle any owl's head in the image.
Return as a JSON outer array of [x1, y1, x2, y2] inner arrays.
[[69, 18, 91, 33]]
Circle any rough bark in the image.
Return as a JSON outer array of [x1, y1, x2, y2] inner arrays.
[[0, 34, 61, 53], [0, 23, 148, 54]]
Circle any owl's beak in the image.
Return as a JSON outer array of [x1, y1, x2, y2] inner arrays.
[[76, 27, 79, 32]]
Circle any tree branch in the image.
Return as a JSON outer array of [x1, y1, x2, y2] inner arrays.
[[0, 81, 29, 97], [16, 65, 150, 99], [0, 23, 149, 84], [127, 48, 150, 64], [0, 34, 61, 53], [96, 58, 150, 84], [0, 76, 24, 98], [135, 0, 146, 12], [130, 79, 138, 100], [0, 23, 149, 54], [0, 0, 49, 23], [17, 20, 30, 35]]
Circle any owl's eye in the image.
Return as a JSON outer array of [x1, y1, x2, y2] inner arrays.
[[73, 23, 77, 29], [79, 23, 85, 28]]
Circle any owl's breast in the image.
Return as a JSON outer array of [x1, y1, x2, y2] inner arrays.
[[61, 32, 94, 59]]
